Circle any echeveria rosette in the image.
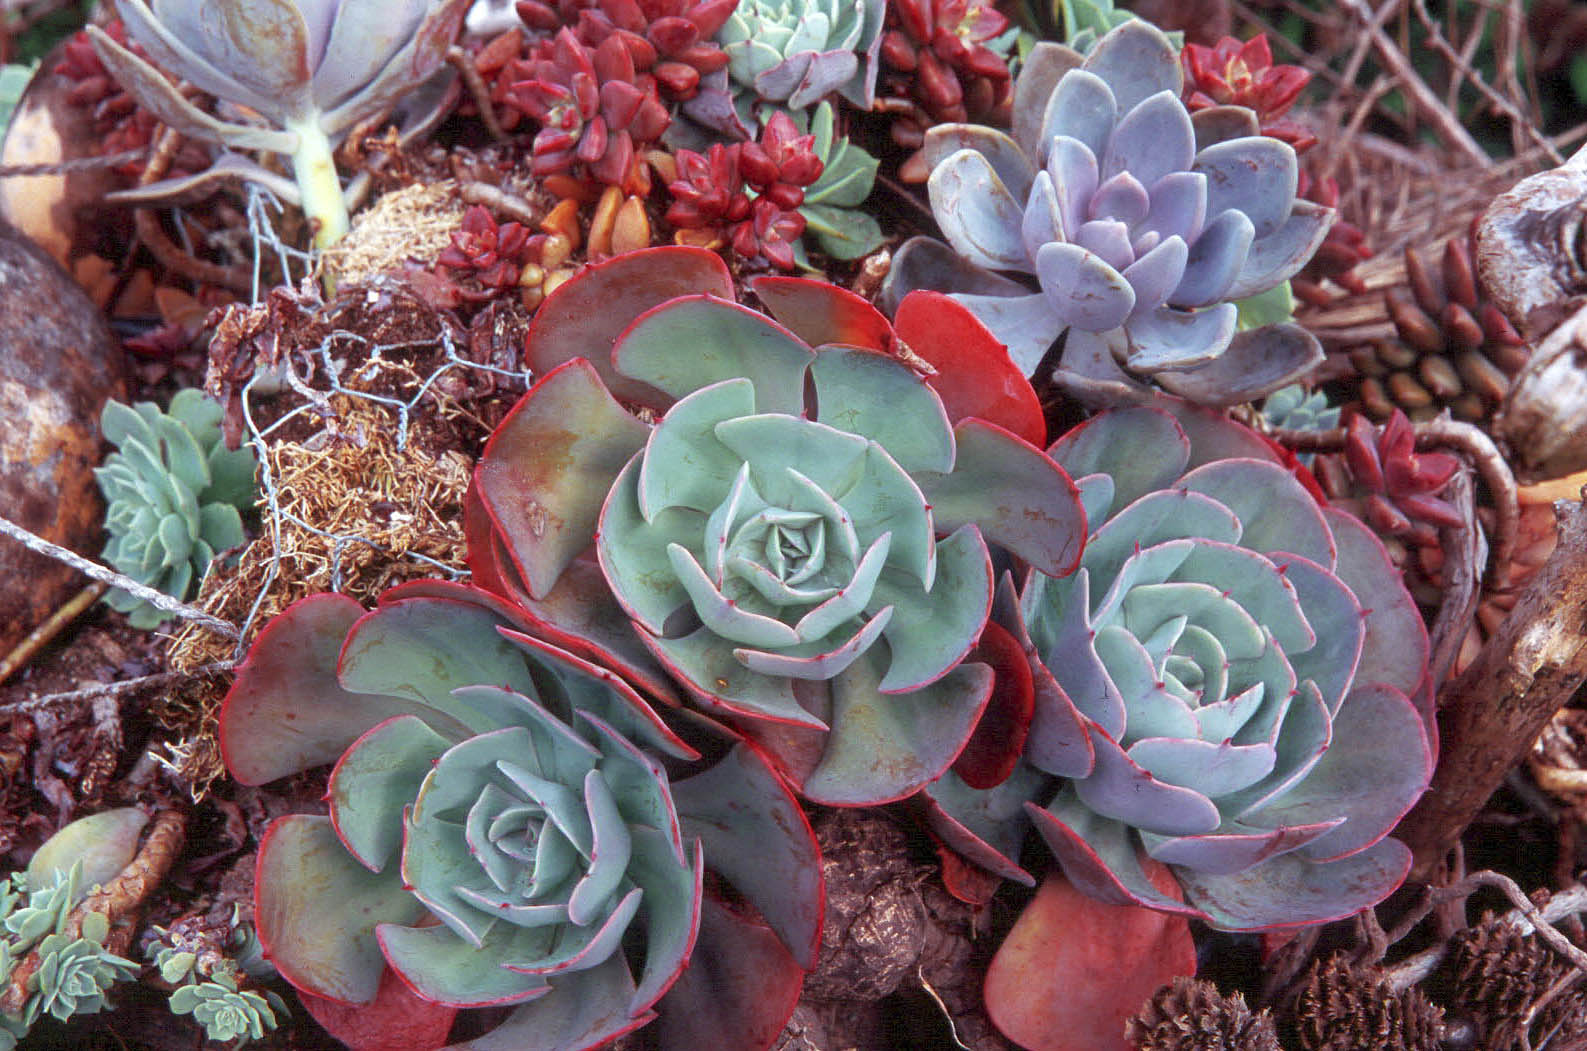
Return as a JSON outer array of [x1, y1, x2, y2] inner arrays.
[[683, 0, 884, 137], [889, 19, 1334, 407], [469, 246, 1084, 807], [87, 0, 470, 247], [926, 402, 1436, 931], [220, 581, 822, 1051]]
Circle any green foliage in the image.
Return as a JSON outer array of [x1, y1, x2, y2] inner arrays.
[[96, 389, 257, 628], [790, 102, 882, 264], [151, 941, 286, 1045]]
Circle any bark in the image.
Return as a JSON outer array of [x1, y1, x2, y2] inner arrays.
[[1396, 499, 1587, 881]]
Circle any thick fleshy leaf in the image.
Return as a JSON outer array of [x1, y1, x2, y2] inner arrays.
[[893, 291, 1045, 444], [1122, 236, 1190, 317], [1172, 208, 1255, 307], [448, 954, 651, 1051], [1036, 242, 1134, 331], [328, 716, 450, 872], [221, 594, 399, 785], [598, 458, 706, 637], [1074, 727, 1221, 835], [1194, 136, 1298, 239], [1249, 683, 1432, 863], [27, 808, 147, 890], [650, 891, 806, 1051], [1143, 171, 1207, 247], [1174, 459, 1334, 566], [156, 0, 316, 116], [983, 866, 1195, 1051], [638, 379, 756, 519], [922, 764, 1047, 884], [921, 125, 1037, 201], [1039, 69, 1117, 164], [877, 236, 1031, 317], [255, 816, 424, 1005], [673, 743, 823, 968], [524, 246, 733, 407], [927, 150, 1031, 272], [808, 347, 955, 474], [1191, 105, 1260, 150], [953, 620, 1036, 790], [1123, 302, 1237, 372], [295, 966, 457, 1051], [625, 829, 704, 1012], [377, 923, 552, 1008], [749, 276, 892, 352], [917, 420, 1084, 578], [1325, 507, 1429, 700], [948, 292, 1067, 377], [1013, 41, 1085, 158], [1101, 90, 1194, 188], [1030, 790, 1200, 914], [1155, 324, 1324, 406], [1047, 406, 1189, 508], [1224, 200, 1335, 299], [475, 359, 649, 601], [615, 297, 815, 417], [865, 526, 988, 690], [1177, 836, 1413, 931], [803, 650, 993, 805], [1143, 818, 1344, 875], [641, 627, 819, 726], [1080, 19, 1183, 113]]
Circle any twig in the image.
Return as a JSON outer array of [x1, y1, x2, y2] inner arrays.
[[131, 127, 252, 293], [1340, 0, 1493, 166], [1414, 415, 1520, 572], [0, 582, 108, 687], [448, 45, 507, 143], [459, 181, 542, 226], [0, 514, 239, 640], [0, 663, 234, 718], [0, 151, 147, 178]]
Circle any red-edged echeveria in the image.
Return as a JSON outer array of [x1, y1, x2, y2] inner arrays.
[[925, 402, 1436, 931], [885, 19, 1334, 406], [468, 247, 1083, 806], [220, 582, 820, 1051]]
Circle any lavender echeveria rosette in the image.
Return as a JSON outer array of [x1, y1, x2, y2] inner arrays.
[[925, 403, 1436, 930], [889, 19, 1334, 406], [219, 581, 822, 1050]]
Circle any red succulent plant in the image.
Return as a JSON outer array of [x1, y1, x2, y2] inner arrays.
[[665, 111, 822, 269], [517, 0, 736, 101], [879, 0, 1013, 154], [1292, 171, 1370, 304], [435, 204, 533, 298], [504, 28, 671, 194], [1341, 409, 1463, 541], [1181, 34, 1315, 152]]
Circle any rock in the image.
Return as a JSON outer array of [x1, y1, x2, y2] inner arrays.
[[0, 216, 123, 659]]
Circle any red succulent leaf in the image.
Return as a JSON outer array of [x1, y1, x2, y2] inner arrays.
[[893, 290, 1046, 446], [951, 619, 1034, 789], [984, 866, 1196, 1051], [930, 832, 1004, 905], [296, 967, 458, 1051], [1342, 410, 1465, 537], [1344, 413, 1387, 493], [748, 275, 894, 351]]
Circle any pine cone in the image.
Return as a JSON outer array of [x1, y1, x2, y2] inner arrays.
[[1286, 956, 1443, 1051], [1445, 919, 1587, 1049], [1125, 977, 1281, 1051], [1348, 231, 1529, 425]]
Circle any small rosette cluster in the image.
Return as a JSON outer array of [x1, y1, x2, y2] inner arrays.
[[470, 247, 1083, 807], [928, 404, 1436, 930], [685, 0, 884, 135], [892, 19, 1333, 405], [221, 583, 820, 1050]]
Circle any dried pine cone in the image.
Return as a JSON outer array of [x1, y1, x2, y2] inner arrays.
[[1348, 231, 1529, 425], [1286, 956, 1443, 1051], [1126, 977, 1281, 1051], [1445, 919, 1587, 1049]]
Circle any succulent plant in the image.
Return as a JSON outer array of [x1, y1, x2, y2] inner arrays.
[[1291, 171, 1369, 305], [96, 389, 257, 629], [1346, 232, 1529, 423], [786, 101, 881, 261], [925, 400, 1435, 930], [435, 204, 533, 295], [877, 0, 1014, 160], [220, 581, 821, 1050], [1181, 34, 1316, 152], [23, 913, 138, 1026], [87, 0, 471, 247], [683, 0, 884, 136], [506, 27, 673, 194], [168, 973, 286, 1044], [470, 247, 1083, 806], [517, 0, 737, 102], [1261, 384, 1338, 465], [887, 19, 1334, 406], [1331, 410, 1463, 543]]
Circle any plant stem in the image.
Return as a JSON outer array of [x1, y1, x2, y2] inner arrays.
[[287, 117, 349, 250]]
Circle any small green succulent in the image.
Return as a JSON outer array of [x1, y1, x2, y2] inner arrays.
[[96, 389, 257, 629], [790, 102, 882, 263], [24, 913, 138, 1026], [169, 974, 286, 1044]]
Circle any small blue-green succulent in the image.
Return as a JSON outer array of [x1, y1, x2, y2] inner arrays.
[[151, 938, 287, 1045], [886, 18, 1333, 406], [96, 389, 257, 629]]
